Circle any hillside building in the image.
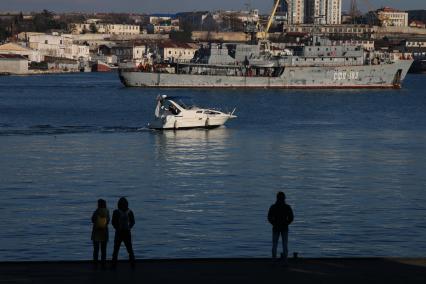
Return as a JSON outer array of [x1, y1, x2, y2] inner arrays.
[[0, 42, 42, 62], [71, 21, 140, 35], [377, 7, 408, 27], [0, 54, 29, 74], [409, 20, 425, 29], [147, 16, 180, 34], [28, 34, 90, 61], [305, 0, 341, 25]]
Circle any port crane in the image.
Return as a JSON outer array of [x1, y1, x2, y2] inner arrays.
[[258, 0, 281, 40]]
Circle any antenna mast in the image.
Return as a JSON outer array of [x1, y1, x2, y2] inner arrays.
[[350, 0, 359, 20]]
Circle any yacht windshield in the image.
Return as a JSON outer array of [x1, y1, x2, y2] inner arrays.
[[177, 99, 192, 109]]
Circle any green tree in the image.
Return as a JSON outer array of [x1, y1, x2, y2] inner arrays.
[[89, 23, 98, 33], [32, 9, 60, 32], [0, 19, 9, 42]]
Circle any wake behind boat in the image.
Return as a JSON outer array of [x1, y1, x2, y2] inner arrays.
[[148, 95, 236, 130]]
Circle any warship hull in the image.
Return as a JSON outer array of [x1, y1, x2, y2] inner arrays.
[[119, 60, 413, 89], [409, 58, 426, 74]]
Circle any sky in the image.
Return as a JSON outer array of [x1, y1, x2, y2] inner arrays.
[[0, 0, 423, 14]]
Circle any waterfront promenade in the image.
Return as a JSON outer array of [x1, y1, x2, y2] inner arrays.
[[1, 258, 425, 284]]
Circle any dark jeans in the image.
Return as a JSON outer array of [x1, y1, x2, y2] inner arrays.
[[93, 241, 107, 263], [272, 228, 288, 259], [112, 230, 135, 265]]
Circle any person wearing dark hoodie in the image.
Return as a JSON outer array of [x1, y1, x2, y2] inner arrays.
[[268, 191, 294, 263], [111, 197, 135, 269], [91, 199, 110, 269]]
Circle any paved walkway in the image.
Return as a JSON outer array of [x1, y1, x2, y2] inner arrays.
[[1, 258, 426, 284]]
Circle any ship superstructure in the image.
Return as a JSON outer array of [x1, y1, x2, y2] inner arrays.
[[119, 37, 413, 89]]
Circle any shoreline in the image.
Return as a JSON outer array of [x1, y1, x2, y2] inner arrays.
[[1, 258, 425, 283], [0, 70, 117, 76]]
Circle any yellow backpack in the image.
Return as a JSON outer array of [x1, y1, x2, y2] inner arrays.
[[95, 209, 108, 229]]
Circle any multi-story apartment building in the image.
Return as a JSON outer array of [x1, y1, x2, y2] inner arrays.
[[305, 0, 326, 24], [285, 0, 305, 25], [305, 0, 341, 25], [326, 0, 341, 25]]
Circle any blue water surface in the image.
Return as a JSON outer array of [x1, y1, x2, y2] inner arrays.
[[0, 72, 425, 260]]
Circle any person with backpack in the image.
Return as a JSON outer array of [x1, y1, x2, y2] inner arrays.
[[111, 197, 136, 269], [91, 199, 110, 269], [268, 191, 294, 264]]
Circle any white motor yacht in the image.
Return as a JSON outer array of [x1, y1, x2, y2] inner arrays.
[[148, 95, 237, 130]]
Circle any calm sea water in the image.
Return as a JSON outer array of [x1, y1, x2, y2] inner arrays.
[[0, 73, 425, 261]]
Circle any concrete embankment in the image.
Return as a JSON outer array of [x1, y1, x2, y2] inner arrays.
[[1, 258, 425, 284]]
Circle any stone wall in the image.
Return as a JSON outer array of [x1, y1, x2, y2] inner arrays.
[[192, 31, 249, 42], [0, 57, 28, 74], [375, 26, 426, 36]]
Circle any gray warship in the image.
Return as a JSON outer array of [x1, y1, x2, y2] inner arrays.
[[118, 1, 413, 89], [118, 37, 413, 89]]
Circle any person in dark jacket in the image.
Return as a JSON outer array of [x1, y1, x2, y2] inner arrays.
[[111, 197, 135, 269], [268, 191, 294, 261], [91, 199, 110, 269]]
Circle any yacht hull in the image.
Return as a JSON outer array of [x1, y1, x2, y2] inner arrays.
[[148, 116, 231, 130]]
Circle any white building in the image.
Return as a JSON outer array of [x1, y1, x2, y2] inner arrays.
[[71, 22, 140, 35], [17, 32, 44, 42], [28, 34, 73, 58], [147, 16, 180, 34], [28, 34, 90, 61], [147, 23, 180, 34], [0, 42, 42, 62], [70, 45, 90, 60], [103, 24, 140, 35], [160, 42, 198, 62], [216, 9, 260, 24], [0, 54, 29, 74], [71, 34, 112, 51], [377, 7, 408, 27], [235, 9, 259, 23], [305, 0, 341, 25]]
